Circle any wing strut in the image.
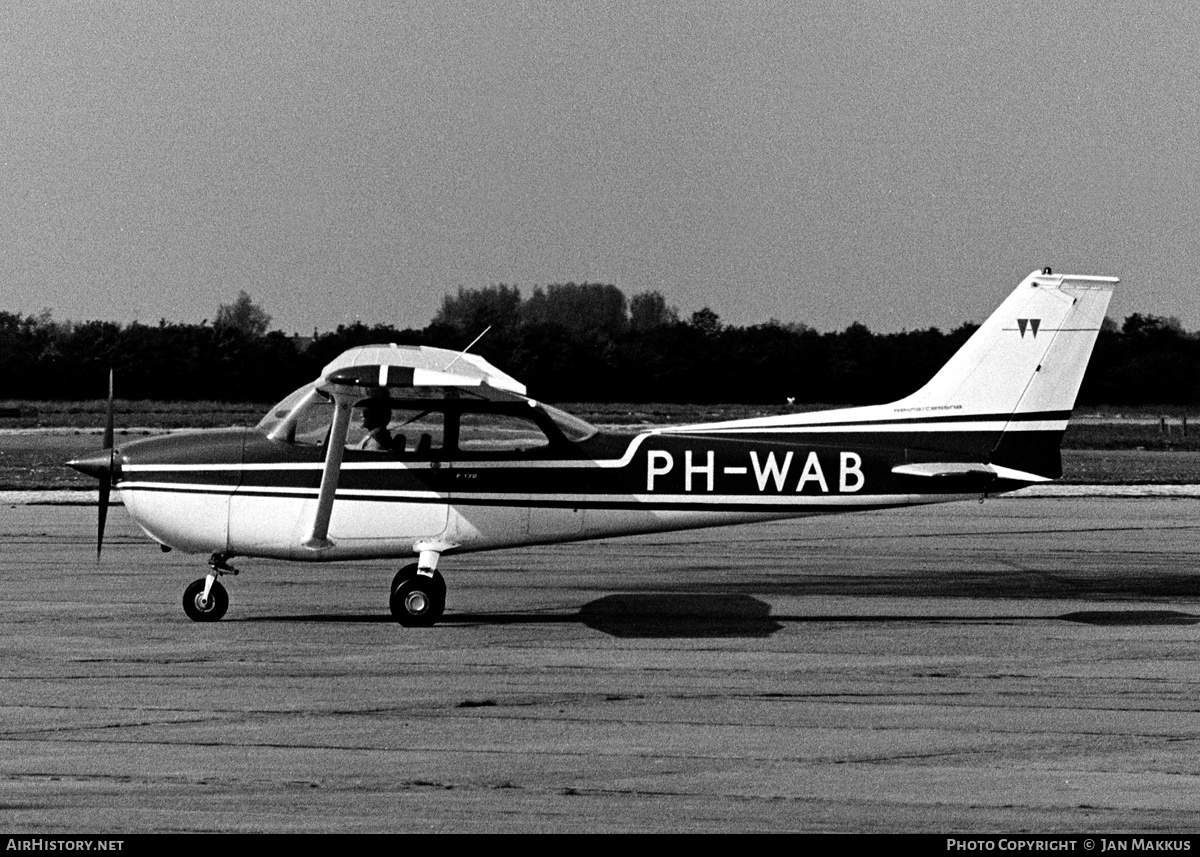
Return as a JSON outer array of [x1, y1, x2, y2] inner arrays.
[[302, 393, 354, 551]]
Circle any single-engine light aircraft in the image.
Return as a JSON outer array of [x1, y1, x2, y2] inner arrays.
[[70, 268, 1116, 627]]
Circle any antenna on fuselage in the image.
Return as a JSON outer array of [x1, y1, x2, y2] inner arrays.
[[442, 325, 492, 372]]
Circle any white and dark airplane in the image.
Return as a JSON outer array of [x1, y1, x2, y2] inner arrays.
[[70, 268, 1116, 627]]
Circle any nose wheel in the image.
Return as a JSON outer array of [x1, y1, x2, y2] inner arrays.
[[182, 554, 238, 622], [182, 578, 228, 622], [389, 563, 446, 627]]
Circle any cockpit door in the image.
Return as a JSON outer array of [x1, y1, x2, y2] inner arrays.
[[325, 403, 452, 546]]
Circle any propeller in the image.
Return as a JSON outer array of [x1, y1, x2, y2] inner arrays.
[[67, 369, 116, 561]]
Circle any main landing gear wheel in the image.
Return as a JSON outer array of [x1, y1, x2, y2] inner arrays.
[[183, 578, 228, 622], [389, 563, 446, 627]]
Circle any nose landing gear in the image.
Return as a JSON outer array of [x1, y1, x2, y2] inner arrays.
[[182, 578, 228, 622], [182, 553, 239, 622]]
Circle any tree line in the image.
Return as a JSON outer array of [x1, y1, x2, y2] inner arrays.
[[2, 285, 1197, 405]]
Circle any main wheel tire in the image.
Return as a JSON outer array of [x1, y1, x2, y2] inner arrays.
[[389, 571, 446, 627], [391, 565, 446, 602], [183, 578, 228, 622], [391, 563, 421, 594]]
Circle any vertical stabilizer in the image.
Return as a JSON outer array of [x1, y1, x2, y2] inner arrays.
[[895, 270, 1116, 417], [895, 269, 1116, 477]]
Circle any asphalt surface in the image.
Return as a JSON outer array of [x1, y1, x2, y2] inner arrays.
[[4, 496, 1200, 833]]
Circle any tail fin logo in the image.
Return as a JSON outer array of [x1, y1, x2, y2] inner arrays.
[[1017, 318, 1041, 338]]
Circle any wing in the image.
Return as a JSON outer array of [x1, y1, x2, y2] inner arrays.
[[317, 344, 526, 399]]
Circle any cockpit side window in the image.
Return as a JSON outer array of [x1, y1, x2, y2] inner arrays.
[[345, 404, 446, 456]]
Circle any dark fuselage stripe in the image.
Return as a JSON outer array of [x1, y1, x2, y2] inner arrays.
[[119, 480, 979, 512], [679, 410, 1071, 431]]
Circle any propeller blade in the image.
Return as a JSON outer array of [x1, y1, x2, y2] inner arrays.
[[97, 464, 111, 563], [84, 367, 113, 561], [65, 446, 116, 561], [103, 368, 114, 450], [97, 368, 115, 561]]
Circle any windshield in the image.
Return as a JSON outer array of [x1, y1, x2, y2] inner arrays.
[[258, 383, 335, 445], [258, 384, 313, 436]]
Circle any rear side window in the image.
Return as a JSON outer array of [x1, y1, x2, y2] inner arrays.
[[457, 412, 550, 454]]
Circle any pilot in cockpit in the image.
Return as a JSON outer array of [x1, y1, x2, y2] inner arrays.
[[357, 401, 397, 452]]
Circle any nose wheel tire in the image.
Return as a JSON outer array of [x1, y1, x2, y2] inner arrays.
[[183, 578, 229, 622], [389, 567, 446, 627]]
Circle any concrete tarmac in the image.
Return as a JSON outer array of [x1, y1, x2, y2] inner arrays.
[[4, 496, 1200, 833]]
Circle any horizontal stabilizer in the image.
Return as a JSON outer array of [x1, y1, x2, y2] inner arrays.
[[891, 462, 1052, 484]]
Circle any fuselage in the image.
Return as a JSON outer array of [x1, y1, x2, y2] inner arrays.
[[110, 407, 1038, 562]]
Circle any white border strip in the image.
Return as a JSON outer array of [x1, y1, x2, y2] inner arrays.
[[666, 420, 1068, 435], [13, 484, 1200, 506]]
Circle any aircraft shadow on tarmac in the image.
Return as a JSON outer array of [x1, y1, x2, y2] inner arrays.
[[722, 569, 1200, 600], [246, 589, 1200, 637], [247, 594, 783, 638]]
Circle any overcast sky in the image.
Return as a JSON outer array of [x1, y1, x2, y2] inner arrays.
[[4, 1, 1199, 337]]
